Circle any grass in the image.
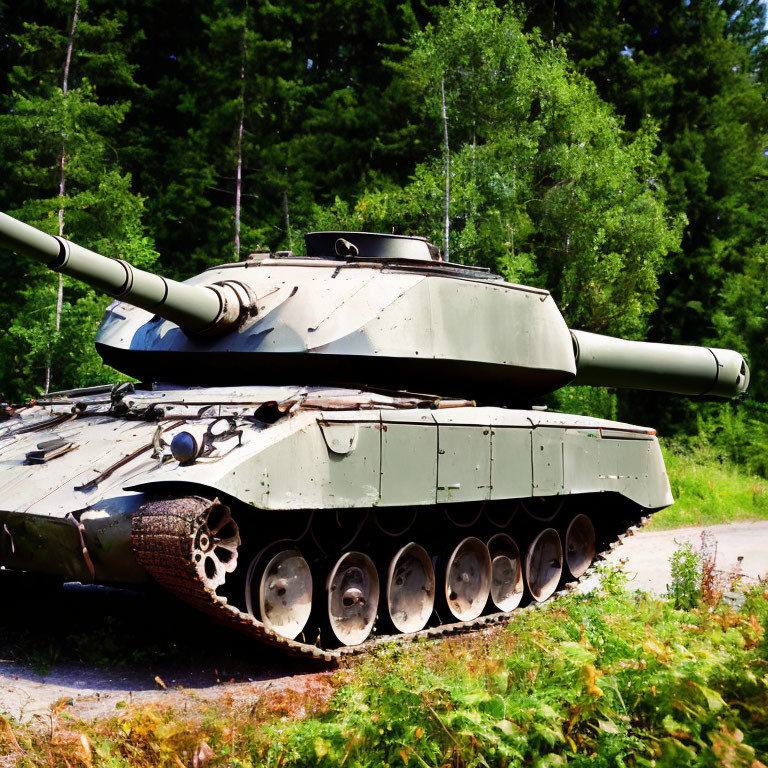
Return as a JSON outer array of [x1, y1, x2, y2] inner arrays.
[[648, 441, 768, 530], [2, 569, 767, 767]]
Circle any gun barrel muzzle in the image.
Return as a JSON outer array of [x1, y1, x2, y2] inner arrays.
[[571, 329, 749, 399]]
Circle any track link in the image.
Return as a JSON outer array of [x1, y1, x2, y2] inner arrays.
[[132, 496, 648, 666]]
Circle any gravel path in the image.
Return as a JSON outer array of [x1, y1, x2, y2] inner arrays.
[[2, 520, 767, 723]]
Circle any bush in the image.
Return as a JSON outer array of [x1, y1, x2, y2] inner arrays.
[[667, 542, 702, 610]]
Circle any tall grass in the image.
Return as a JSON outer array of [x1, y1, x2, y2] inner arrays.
[[649, 441, 768, 530]]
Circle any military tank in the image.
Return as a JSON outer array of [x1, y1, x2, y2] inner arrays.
[[0, 212, 750, 662]]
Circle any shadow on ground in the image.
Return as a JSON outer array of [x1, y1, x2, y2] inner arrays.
[[0, 570, 330, 721]]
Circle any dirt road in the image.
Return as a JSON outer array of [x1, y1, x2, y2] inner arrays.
[[0, 575, 334, 722], [1, 520, 766, 722], [579, 519, 768, 594]]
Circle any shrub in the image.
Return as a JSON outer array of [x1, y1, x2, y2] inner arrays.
[[668, 541, 703, 610]]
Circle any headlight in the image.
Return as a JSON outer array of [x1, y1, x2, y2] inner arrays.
[[170, 431, 200, 464]]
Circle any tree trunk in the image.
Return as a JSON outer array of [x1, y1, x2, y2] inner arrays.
[[510, 164, 516, 259], [282, 184, 293, 252], [233, 15, 247, 259], [441, 77, 450, 261], [46, 0, 80, 395]]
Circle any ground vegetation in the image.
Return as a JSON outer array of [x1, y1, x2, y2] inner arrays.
[[1, 568, 766, 767]]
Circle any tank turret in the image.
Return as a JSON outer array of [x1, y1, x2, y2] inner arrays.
[[0, 212, 748, 402]]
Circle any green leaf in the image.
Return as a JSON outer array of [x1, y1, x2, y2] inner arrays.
[[558, 641, 595, 665], [597, 718, 620, 734], [695, 683, 725, 712], [536, 703, 560, 721]]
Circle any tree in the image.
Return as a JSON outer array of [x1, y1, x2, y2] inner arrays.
[[0, 0, 157, 401], [524, 0, 768, 435], [116, 0, 438, 274], [313, 1, 682, 339]]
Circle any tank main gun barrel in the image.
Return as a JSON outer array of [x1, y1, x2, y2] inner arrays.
[[571, 329, 750, 399], [0, 212, 250, 335]]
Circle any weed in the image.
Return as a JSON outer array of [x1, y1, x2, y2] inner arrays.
[[667, 533, 746, 612], [594, 562, 629, 597], [668, 540, 702, 609], [698, 530, 746, 608]]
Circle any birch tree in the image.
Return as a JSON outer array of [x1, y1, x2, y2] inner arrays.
[[47, 0, 80, 393], [441, 76, 450, 260], [233, 13, 248, 259]]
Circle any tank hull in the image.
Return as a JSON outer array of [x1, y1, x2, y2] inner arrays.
[[0, 385, 671, 586]]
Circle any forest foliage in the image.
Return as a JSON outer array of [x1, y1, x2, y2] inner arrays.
[[0, 0, 766, 470]]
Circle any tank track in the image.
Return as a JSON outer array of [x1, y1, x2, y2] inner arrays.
[[132, 496, 648, 667]]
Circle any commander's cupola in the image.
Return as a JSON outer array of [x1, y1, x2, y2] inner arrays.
[[304, 231, 441, 262]]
